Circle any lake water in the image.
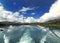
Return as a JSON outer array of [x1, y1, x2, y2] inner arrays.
[[0, 25, 60, 43]]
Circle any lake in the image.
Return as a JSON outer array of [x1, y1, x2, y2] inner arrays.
[[0, 25, 60, 43]]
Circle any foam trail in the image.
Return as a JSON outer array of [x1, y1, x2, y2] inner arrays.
[[53, 30, 60, 38], [40, 29, 49, 43], [17, 29, 35, 43], [49, 30, 60, 38], [3, 35, 10, 43], [39, 26, 57, 43], [37, 25, 48, 32], [40, 35, 47, 43]]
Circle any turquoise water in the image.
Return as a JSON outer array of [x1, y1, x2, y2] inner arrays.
[[0, 25, 60, 43]]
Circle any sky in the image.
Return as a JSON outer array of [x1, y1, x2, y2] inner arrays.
[[0, 0, 60, 23]]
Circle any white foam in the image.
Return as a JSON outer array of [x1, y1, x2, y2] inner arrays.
[[37, 25, 49, 32], [17, 29, 35, 43], [40, 35, 47, 43], [3, 35, 10, 43], [53, 30, 60, 37]]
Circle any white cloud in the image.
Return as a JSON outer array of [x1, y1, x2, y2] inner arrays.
[[1, 0, 60, 23], [19, 7, 34, 12], [39, 0, 60, 22], [0, 3, 37, 23], [0, 4, 37, 23], [24, 17, 37, 23], [2, 1, 60, 23], [0, 3, 23, 22], [31, 13, 35, 15]]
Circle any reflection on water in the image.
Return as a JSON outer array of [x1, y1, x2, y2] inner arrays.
[[0, 25, 60, 43]]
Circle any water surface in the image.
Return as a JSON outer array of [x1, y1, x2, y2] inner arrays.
[[0, 25, 60, 43]]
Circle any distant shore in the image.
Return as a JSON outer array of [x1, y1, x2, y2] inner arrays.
[[0, 22, 60, 27]]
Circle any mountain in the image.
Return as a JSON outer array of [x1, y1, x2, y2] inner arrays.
[[0, 21, 22, 26], [47, 19, 60, 23]]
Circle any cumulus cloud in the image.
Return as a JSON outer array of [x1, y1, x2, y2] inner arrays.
[[2, 0, 60, 23], [0, 3, 37, 23], [0, 4, 12, 21], [0, 0, 60, 23], [24, 17, 37, 23], [0, 3, 24, 22], [39, 0, 60, 22]]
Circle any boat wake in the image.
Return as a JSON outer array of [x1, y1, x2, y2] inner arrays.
[[17, 29, 35, 43], [0, 25, 60, 43]]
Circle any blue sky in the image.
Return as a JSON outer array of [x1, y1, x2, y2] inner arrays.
[[0, 0, 56, 18], [0, 0, 59, 23]]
